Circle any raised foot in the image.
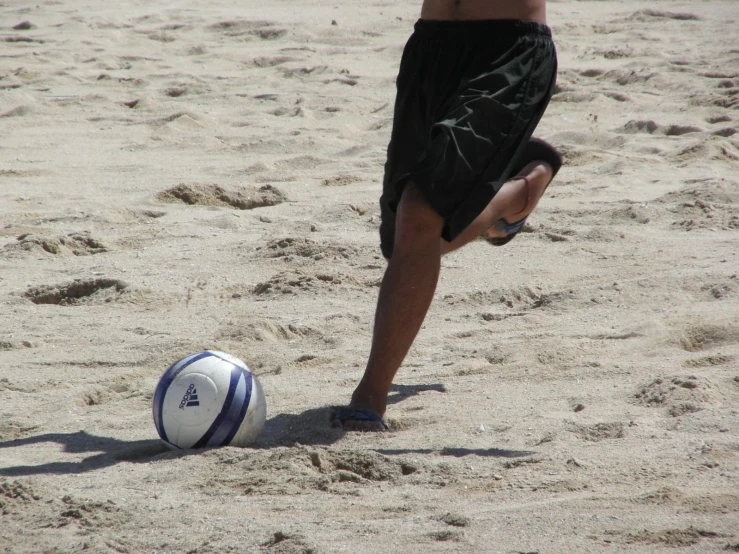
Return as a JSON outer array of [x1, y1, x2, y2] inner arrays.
[[481, 160, 554, 242]]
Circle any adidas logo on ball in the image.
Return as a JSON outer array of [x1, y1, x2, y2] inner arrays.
[[179, 383, 200, 409], [153, 351, 267, 449]]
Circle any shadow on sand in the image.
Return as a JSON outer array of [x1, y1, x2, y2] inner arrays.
[[0, 383, 533, 475], [0, 406, 344, 476], [375, 447, 537, 458], [0, 431, 175, 476], [386, 383, 447, 405]]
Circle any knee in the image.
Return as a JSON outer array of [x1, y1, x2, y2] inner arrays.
[[395, 183, 444, 247]]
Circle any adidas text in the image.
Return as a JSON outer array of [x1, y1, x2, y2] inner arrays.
[[179, 383, 200, 409]]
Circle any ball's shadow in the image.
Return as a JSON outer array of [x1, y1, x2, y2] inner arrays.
[[0, 431, 176, 476]]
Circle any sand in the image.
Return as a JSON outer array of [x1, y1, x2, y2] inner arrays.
[[1, 0, 738, 552]]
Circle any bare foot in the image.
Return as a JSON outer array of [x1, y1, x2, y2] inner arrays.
[[481, 160, 553, 241]]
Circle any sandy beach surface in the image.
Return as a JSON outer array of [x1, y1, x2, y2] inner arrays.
[[1, 0, 738, 552]]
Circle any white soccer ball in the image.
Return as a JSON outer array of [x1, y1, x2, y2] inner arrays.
[[152, 350, 267, 449]]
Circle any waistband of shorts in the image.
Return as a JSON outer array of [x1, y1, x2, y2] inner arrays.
[[414, 18, 551, 38]]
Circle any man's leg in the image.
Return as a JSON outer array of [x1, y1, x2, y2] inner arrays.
[[441, 160, 553, 255], [334, 161, 554, 431], [334, 181, 444, 431]]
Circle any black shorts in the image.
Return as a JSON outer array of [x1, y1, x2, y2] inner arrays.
[[379, 19, 558, 258]]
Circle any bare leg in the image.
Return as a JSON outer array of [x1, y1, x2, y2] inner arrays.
[[441, 160, 553, 255], [333, 161, 553, 431], [334, 182, 444, 431]]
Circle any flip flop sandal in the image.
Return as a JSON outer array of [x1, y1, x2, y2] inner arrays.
[[330, 407, 392, 432]]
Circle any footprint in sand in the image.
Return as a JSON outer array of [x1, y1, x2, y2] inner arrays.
[[0, 168, 50, 178], [80, 388, 114, 407], [258, 237, 358, 261], [208, 20, 287, 41], [655, 181, 739, 230], [122, 98, 144, 109], [323, 77, 359, 86], [251, 270, 361, 297], [333, 145, 372, 157], [711, 127, 738, 137], [251, 28, 287, 40], [321, 174, 361, 187], [706, 114, 733, 124], [163, 86, 187, 97], [4, 36, 43, 45], [701, 88, 739, 107], [683, 354, 735, 369], [676, 322, 739, 353], [208, 447, 416, 496], [609, 68, 657, 87], [262, 532, 314, 553], [594, 48, 633, 60], [637, 486, 739, 515], [157, 183, 285, 210], [443, 284, 556, 310], [0, 421, 40, 441], [0, 480, 42, 515], [247, 56, 296, 68], [142, 111, 212, 130], [308, 449, 417, 481], [567, 422, 626, 442], [57, 495, 131, 529], [79, 375, 143, 407], [547, 132, 624, 167], [619, 120, 702, 136], [277, 65, 329, 81], [23, 278, 129, 306], [602, 91, 631, 102], [634, 375, 719, 417], [1, 232, 107, 257], [628, 9, 700, 22], [680, 276, 738, 302], [138, 30, 176, 43], [274, 155, 330, 171], [611, 527, 725, 550], [220, 319, 319, 343], [270, 106, 303, 117], [590, 203, 652, 226], [0, 106, 31, 118]]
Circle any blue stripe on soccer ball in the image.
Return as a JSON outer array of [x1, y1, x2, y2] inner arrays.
[[152, 351, 213, 444], [193, 364, 253, 448]]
